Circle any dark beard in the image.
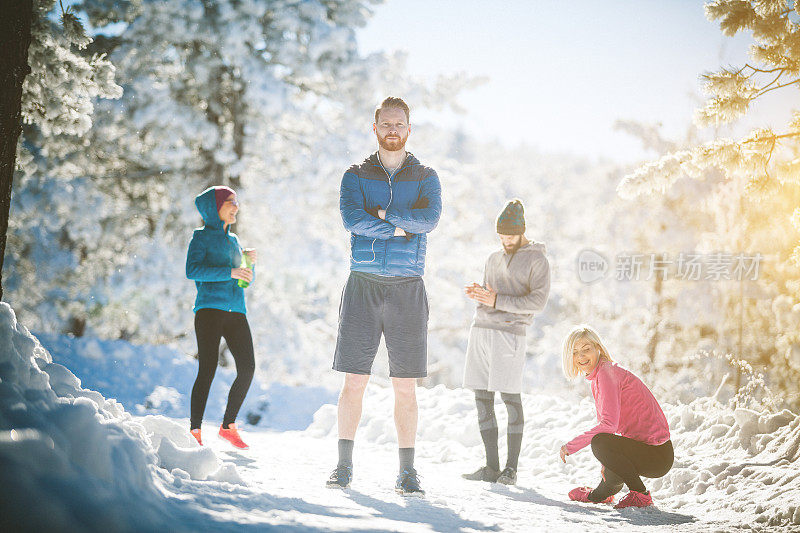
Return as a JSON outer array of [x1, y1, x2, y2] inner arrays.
[[503, 241, 522, 254], [377, 133, 407, 152]]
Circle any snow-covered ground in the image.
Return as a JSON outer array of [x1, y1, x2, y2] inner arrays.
[[2, 302, 800, 532]]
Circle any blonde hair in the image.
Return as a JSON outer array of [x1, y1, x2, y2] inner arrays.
[[561, 324, 614, 380]]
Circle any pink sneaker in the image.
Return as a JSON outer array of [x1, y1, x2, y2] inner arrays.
[[218, 423, 249, 449], [190, 428, 202, 446], [569, 486, 614, 504], [614, 490, 653, 509]]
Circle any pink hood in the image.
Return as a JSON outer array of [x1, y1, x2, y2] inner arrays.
[[566, 360, 670, 455]]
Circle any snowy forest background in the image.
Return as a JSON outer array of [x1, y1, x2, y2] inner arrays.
[[6, 0, 800, 416]]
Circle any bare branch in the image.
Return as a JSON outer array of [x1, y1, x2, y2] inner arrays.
[[741, 131, 800, 144], [753, 78, 800, 98], [758, 71, 784, 92], [743, 63, 789, 75], [764, 136, 777, 179]]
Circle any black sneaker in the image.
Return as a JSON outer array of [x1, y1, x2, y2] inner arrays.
[[395, 468, 425, 497], [462, 465, 500, 482], [497, 467, 517, 485], [326, 465, 352, 489]]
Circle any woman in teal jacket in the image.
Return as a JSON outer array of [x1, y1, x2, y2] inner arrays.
[[186, 185, 255, 449]]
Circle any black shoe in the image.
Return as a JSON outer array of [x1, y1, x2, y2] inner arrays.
[[462, 465, 500, 482], [326, 465, 352, 489], [497, 467, 517, 485], [395, 468, 425, 497]]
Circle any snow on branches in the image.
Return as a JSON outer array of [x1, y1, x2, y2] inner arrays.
[[21, 0, 122, 137], [620, 1, 800, 255], [617, 1, 800, 408]]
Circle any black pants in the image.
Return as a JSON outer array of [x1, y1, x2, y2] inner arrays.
[[190, 308, 255, 430], [588, 433, 674, 502]]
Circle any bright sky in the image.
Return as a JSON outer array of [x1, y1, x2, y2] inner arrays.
[[356, 0, 794, 163]]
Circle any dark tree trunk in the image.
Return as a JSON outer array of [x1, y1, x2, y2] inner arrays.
[[0, 1, 34, 301]]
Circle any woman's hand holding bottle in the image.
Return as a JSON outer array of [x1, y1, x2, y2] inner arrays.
[[233, 248, 256, 288]]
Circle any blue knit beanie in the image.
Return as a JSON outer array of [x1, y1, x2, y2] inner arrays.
[[496, 199, 525, 235]]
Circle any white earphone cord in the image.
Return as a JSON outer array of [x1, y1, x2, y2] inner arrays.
[[351, 155, 396, 264]]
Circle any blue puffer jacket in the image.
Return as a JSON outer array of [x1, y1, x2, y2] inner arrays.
[[340, 152, 442, 277], [185, 187, 250, 314]]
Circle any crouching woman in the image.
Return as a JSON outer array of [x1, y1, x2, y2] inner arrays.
[[559, 325, 673, 509]]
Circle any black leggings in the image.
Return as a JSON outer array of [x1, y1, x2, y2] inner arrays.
[[190, 309, 255, 430], [588, 433, 674, 502]]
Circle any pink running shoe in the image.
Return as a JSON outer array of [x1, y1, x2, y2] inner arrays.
[[614, 490, 653, 509], [218, 423, 249, 449], [569, 487, 614, 504], [190, 428, 202, 446]]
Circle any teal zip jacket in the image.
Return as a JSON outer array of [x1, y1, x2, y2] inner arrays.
[[186, 187, 251, 314]]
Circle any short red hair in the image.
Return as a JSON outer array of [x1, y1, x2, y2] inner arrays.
[[374, 96, 410, 123]]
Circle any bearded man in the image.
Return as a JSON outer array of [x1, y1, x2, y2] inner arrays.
[[326, 97, 442, 496], [462, 199, 551, 485]]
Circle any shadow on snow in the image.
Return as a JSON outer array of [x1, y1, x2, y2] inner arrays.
[[347, 489, 501, 532], [490, 485, 696, 528]]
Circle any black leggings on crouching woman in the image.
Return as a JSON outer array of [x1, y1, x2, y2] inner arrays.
[[190, 308, 255, 430], [588, 433, 674, 503]]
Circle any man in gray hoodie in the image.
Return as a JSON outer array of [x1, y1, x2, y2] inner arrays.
[[462, 199, 550, 485]]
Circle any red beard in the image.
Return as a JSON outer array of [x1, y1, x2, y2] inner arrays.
[[377, 132, 407, 152]]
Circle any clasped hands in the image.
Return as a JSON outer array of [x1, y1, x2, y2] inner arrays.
[[464, 282, 497, 308]]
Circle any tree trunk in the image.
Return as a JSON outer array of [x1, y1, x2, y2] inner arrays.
[[0, 1, 34, 301], [645, 254, 665, 370]]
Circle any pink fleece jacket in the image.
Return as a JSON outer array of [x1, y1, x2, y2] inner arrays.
[[565, 360, 670, 455]]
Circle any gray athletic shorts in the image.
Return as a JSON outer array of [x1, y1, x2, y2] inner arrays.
[[333, 271, 429, 378], [462, 327, 526, 393]]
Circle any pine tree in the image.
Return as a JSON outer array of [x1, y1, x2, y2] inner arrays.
[[5, 0, 477, 342], [618, 0, 800, 407], [4, 0, 121, 332], [619, 1, 800, 251], [1, 0, 121, 303]]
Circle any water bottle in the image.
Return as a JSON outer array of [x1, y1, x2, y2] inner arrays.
[[237, 252, 251, 288]]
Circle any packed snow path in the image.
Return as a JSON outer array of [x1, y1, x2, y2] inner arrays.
[[170, 427, 732, 532]]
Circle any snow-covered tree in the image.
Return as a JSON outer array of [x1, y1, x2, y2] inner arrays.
[[9, 0, 386, 338], [618, 0, 800, 407], [2, 0, 118, 300], [619, 0, 800, 256], [5, 0, 478, 354], [3, 0, 120, 310]]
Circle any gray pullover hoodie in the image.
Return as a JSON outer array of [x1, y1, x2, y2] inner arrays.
[[472, 241, 550, 336]]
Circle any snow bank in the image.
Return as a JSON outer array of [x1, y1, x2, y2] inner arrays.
[[657, 398, 800, 527], [158, 438, 221, 480], [137, 414, 249, 484], [307, 380, 800, 528], [0, 303, 243, 532]]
